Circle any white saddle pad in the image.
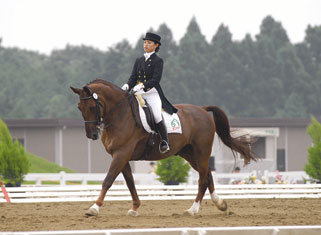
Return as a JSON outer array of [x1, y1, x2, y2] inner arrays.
[[137, 98, 182, 134]]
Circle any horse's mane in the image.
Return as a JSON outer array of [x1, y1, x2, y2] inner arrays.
[[87, 79, 124, 92]]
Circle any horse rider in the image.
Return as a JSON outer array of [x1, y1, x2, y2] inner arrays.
[[121, 32, 177, 154]]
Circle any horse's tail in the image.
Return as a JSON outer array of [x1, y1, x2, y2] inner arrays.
[[203, 105, 258, 165]]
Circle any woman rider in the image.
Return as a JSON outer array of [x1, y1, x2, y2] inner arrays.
[[121, 32, 177, 154]]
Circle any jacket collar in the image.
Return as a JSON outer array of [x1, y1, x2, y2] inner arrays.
[[144, 51, 155, 61]]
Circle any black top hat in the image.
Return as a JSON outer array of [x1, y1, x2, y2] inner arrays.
[[143, 32, 161, 45]]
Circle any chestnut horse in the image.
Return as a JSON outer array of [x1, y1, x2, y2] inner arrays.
[[71, 79, 257, 216]]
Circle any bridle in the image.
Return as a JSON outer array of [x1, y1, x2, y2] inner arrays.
[[79, 86, 103, 126], [79, 85, 139, 129]]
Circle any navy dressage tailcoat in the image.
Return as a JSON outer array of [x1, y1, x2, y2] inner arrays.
[[127, 53, 177, 114]]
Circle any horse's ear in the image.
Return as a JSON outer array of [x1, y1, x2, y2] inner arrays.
[[70, 86, 82, 95], [83, 86, 92, 95]]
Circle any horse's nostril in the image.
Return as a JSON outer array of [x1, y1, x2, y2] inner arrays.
[[92, 133, 98, 139]]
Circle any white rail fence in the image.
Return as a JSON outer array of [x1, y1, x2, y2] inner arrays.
[[2, 226, 321, 235], [1, 184, 321, 203], [22, 170, 310, 186]]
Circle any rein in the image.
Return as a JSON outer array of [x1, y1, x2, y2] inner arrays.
[[80, 86, 140, 129]]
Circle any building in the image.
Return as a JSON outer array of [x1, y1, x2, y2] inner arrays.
[[4, 118, 315, 174], [212, 118, 312, 173]]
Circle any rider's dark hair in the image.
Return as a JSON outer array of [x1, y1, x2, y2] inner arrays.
[[155, 44, 160, 53]]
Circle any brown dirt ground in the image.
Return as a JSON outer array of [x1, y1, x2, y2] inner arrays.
[[0, 199, 321, 232]]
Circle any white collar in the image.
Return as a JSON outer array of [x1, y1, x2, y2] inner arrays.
[[144, 51, 155, 61]]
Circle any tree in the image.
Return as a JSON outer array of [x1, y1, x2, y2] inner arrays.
[[176, 17, 209, 105], [300, 25, 321, 116], [155, 156, 191, 185], [250, 16, 289, 117], [156, 23, 178, 60], [304, 117, 321, 182], [0, 16, 321, 119], [208, 24, 243, 114], [0, 119, 30, 186]]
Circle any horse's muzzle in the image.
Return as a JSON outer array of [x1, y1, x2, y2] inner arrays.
[[87, 130, 99, 140]]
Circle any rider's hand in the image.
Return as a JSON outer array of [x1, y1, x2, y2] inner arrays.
[[133, 83, 144, 93], [121, 84, 129, 91]]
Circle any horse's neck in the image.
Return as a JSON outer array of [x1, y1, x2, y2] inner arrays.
[[100, 86, 133, 124]]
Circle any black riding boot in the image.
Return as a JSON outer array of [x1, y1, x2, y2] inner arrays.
[[156, 120, 170, 154]]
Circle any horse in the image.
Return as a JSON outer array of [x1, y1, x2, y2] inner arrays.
[[70, 79, 258, 216]]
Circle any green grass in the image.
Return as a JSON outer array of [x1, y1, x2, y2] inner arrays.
[[27, 152, 74, 173]]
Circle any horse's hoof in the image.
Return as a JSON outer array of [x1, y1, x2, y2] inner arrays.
[[215, 199, 228, 211], [85, 206, 99, 216], [128, 209, 139, 217], [184, 209, 197, 216]]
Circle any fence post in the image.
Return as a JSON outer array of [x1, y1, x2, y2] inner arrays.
[[60, 171, 66, 186], [264, 170, 269, 184], [36, 178, 42, 186], [188, 171, 193, 185]]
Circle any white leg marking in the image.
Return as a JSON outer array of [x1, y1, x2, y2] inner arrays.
[[211, 192, 227, 211], [85, 203, 100, 216], [127, 209, 139, 217], [186, 201, 200, 216], [211, 192, 222, 205]]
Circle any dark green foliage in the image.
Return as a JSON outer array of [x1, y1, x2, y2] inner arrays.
[[304, 117, 321, 182], [155, 156, 191, 184], [0, 16, 321, 118], [0, 119, 30, 185]]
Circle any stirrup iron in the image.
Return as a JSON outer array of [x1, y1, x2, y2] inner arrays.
[[159, 140, 170, 154]]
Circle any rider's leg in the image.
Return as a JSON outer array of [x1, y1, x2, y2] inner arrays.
[[143, 89, 170, 154], [155, 119, 170, 154]]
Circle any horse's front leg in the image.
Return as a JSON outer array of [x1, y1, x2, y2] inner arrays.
[[86, 153, 128, 216], [122, 163, 141, 217]]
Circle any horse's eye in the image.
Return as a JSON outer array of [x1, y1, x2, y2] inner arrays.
[[78, 106, 81, 110]]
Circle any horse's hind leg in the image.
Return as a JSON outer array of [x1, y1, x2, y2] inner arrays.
[[179, 147, 209, 215], [187, 158, 209, 215], [122, 163, 141, 216], [207, 170, 227, 211], [180, 144, 227, 215]]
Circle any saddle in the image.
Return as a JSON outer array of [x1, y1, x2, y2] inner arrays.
[[135, 93, 157, 133], [134, 93, 158, 155], [143, 102, 157, 133]]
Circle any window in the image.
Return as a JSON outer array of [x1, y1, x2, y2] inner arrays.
[[251, 137, 266, 159], [237, 136, 266, 160], [277, 149, 286, 171]]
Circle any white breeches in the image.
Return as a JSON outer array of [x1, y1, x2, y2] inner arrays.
[[137, 88, 162, 123]]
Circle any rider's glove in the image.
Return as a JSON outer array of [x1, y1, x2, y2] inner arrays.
[[121, 84, 129, 91], [133, 83, 144, 93]]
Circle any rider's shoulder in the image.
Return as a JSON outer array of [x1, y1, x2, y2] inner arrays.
[[135, 56, 145, 62], [153, 54, 163, 62]]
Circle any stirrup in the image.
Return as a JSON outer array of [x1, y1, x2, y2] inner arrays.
[[159, 140, 170, 154]]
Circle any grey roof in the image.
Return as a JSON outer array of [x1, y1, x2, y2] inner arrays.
[[230, 118, 316, 127], [4, 117, 318, 128], [4, 118, 84, 128]]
